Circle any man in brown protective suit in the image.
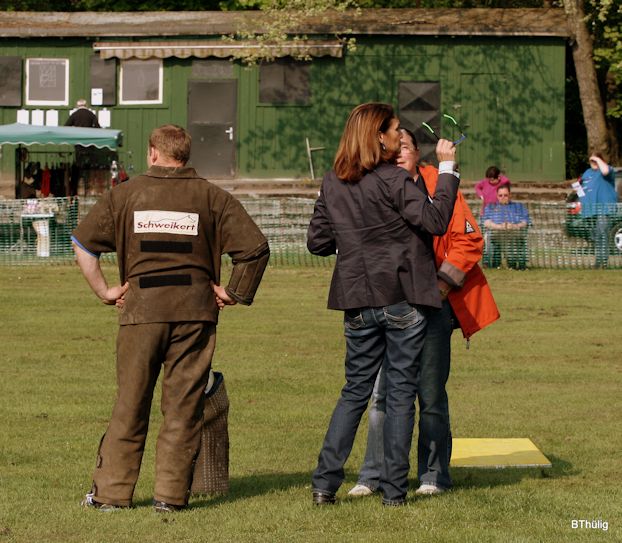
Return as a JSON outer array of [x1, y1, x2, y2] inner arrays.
[[71, 124, 269, 512]]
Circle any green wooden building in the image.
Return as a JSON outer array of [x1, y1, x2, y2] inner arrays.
[[0, 8, 570, 197]]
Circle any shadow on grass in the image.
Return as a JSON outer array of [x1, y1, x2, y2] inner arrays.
[[130, 456, 575, 508], [189, 471, 311, 508], [452, 455, 575, 490]]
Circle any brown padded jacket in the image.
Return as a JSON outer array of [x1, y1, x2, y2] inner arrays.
[[72, 166, 269, 325]]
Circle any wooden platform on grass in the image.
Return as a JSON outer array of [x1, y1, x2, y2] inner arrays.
[[450, 438, 552, 468]]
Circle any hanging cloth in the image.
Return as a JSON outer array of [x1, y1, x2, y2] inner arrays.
[[41, 166, 51, 197]]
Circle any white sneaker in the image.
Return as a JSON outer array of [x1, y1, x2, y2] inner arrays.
[[415, 483, 445, 496], [347, 484, 374, 497]]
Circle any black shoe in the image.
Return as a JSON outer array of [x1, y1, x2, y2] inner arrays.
[[153, 499, 186, 513], [312, 490, 336, 505], [81, 493, 127, 511]]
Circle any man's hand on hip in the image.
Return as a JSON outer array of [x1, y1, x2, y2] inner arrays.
[[106, 282, 129, 307], [212, 284, 237, 310]]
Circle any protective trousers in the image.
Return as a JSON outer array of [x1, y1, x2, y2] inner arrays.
[[90, 322, 216, 507]]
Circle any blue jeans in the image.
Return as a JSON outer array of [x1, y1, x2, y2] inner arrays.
[[312, 301, 427, 503], [593, 215, 611, 268], [358, 300, 454, 491]]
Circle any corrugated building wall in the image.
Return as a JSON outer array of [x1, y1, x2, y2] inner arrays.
[[0, 33, 565, 192]]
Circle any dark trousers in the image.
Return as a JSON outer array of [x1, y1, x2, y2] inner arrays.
[[592, 215, 611, 268], [91, 322, 216, 507], [416, 300, 453, 489], [312, 301, 427, 503], [484, 229, 528, 270]]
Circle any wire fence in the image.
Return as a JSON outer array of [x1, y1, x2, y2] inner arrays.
[[1, 196, 621, 269]]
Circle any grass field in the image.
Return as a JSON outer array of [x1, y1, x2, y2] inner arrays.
[[0, 265, 620, 542]]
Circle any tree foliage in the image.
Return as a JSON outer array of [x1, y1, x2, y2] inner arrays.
[[221, 0, 358, 63], [588, 0, 622, 119], [561, 0, 621, 160]]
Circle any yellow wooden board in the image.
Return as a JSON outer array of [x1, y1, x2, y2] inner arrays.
[[450, 438, 552, 468]]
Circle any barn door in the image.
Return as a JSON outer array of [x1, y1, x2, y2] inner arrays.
[[459, 73, 510, 179], [187, 80, 237, 178]]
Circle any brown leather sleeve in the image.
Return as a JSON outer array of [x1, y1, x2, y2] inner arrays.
[[225, 241, 270, 305]]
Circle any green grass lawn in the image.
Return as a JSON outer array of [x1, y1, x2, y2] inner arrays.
[[0, 266, 620, 542]]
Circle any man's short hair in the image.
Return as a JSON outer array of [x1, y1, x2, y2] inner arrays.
[[496, 184, 511, 193], [149, 124, 192, 164]]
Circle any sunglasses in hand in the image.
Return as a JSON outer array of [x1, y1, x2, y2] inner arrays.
[[422, 114, 467, 146]]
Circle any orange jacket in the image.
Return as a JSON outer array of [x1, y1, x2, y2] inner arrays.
[[419, 165, 500, 339]]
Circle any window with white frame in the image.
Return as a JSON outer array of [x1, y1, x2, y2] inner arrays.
[[26, 58, 69, 106], [120, 59, 163, 104]]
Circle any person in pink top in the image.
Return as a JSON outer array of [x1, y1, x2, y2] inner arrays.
[[474, 165, 511, 215]]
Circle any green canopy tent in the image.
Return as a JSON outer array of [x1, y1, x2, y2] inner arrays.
[[0, 123, 122, 149], [0, 123, 123, 198]]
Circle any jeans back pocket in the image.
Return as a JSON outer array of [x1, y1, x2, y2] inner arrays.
[[344, 309, 366, 330], [383, 301, 424, 330]]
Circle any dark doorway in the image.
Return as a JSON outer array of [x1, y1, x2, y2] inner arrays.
[[188, 80, 237, 178]]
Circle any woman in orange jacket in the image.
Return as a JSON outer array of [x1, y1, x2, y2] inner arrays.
[[349, 128, 500, 498], [418, 164, 500, 342]]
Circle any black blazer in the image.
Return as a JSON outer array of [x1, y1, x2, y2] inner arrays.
[[307, 162, 459, 310]]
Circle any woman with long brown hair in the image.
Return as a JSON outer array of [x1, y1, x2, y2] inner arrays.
[[308, 102, 460, 506]]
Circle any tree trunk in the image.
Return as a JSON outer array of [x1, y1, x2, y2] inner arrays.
[[564, 0, 610, 159]]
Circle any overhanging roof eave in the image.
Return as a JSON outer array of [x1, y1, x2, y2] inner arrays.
[[0, 8, 571, 39], [350, 30, 570, 38]]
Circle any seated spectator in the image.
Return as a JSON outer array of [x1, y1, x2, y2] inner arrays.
[[482, 185, 530, 270], [475, 166, 511, 215]]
